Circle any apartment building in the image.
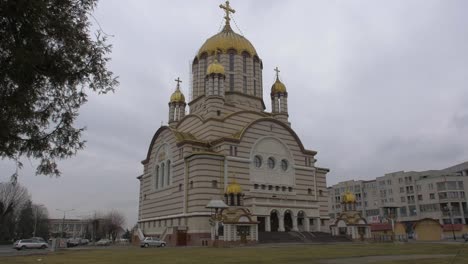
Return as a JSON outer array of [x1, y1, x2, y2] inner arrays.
[[328, 161, 468, 225]]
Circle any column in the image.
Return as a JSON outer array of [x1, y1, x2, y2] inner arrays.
[[278, 213, 285, 232], [168, 104, 174, 122], [460, 202, 466, 224], [265, 216, 271, 232], [304, 217, 310, 232], [292, 215, 298, 231]]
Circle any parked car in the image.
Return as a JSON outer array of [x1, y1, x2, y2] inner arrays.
[[140, 237, 166, 248], [80, 238, 89, 245], [13, 239, 48, 250], [67, 238, 81, 247], [96, 239, 111, 246]]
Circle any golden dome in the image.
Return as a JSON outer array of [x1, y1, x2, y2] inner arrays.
[[342, 191, 356, 203], [271, 77, 287, 94], [170, 80, 186, 103], [226, 180, 242, 194], [207, 58, 225, 75], [197, 26, 257, 58]]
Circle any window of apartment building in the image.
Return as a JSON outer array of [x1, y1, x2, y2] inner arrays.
[[398, 178, 403, 184], [401, 196, 406, 202], [400, 187, 404, 193], [406, 186, 414, 193], [363, 192, 367, 198], [447, 181, 457, 190], [416, 185, 421, 191], [420, 204, 439, 212], [461, 191, 465, 198], [388, 189, 393, 194], [400, 206, 407, 217], [439, 192, 447, 199], [428, 183, 434, 190], [448, 191, 459, 199], [364, 201, 368, 207], [409, 205, 417, 216], [407, 195, 415, 203], [389, 198, 394, 202], [418, 194, 423, 201], [335, 189, 340, 195], [437, 182, 445, 191], [379, 181, 385, 186], [387, 179, 391, 185], [354, 185, 360, 192], [458, 181, 464, 190], [366, 209, 380, 216], [430, 193, 435, 199]]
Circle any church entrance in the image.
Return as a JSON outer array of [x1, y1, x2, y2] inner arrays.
[[270, 211, 279, 232], [284, 211, 293, 232], [258, 217, 266, 232], [176, 230, 187, 246]]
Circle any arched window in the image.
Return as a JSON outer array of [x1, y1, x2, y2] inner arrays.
[[229, 194, 235, 206], [243, 54, 247, 73], [281, 159, 288, 171], [161, 163, 165, 188], [237, 193, 241, 206], [155, 165, 159, 189], [166, 160, 171, 185], [268, 157, 275, 169], [308, 188, 312, 195], [254, 155, 262, 168], [229, 52, 235, 71]]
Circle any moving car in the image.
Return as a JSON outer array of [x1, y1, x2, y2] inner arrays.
[[140, 237, 166, 248], [13, 239, 48, 250]]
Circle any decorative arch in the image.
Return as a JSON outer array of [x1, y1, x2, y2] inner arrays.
[[238, 118, 317, 156]]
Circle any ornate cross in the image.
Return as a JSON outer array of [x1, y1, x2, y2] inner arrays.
[[220, 1, 235, 25], [175, 77, 182, 88], [274, 67, 280, 78]]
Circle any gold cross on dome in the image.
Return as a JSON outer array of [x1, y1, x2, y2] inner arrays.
[[274, 67, 280, 78], [220, 1, 235, 25], [175, 77, 182, 88]]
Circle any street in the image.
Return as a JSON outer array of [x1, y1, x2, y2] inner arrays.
[[0, 244, 51, 257]]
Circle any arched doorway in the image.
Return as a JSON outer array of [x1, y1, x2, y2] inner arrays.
[[284, 210, 293, 232], [270, 210, 279, 232], [297, 211, 305, 231]]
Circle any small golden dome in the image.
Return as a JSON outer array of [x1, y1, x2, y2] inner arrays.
[[207, 59, 225, 75], [226, 180, 242, 194], [271, 77, 287, 94], [342, 191, 356, 203], [197, 26, 257, 58], [170, 79, 186, 103]]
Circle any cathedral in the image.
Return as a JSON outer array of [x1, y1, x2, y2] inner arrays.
[[137, 1, 330, 246]]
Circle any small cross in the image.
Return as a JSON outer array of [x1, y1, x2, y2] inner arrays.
[[175, 77, 182, 88], [220, 1, 235, 25], [274, 67, 280, 78]]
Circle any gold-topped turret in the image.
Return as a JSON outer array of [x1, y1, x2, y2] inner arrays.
[[271, 67, 287, 94], [342, 191, 356, 204], [170, 77, 186, 103], [226, 180, 242, 194], [197, 1, 257, 58], [207, 57, 225, 75]]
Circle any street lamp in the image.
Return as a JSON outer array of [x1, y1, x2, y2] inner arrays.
[[56, 208, 75, 238], [445, 204, 456, 241], [206, 199, 228, 246]]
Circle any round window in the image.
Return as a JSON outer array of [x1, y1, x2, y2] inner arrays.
[[281, 159, 288, 171], [254, 155, 262, 168], [268, 157, 275, 169]]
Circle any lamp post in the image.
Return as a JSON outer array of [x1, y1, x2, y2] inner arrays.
[[206, 199, 228, 246], [56, 208, 75, 238], [445, 204, 456, 241]]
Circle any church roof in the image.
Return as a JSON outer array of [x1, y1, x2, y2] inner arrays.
[[197, 26, 257, 58], [226, 180, 242, 194]]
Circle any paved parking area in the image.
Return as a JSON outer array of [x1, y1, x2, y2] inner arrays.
[[0, 245, 51, 257]]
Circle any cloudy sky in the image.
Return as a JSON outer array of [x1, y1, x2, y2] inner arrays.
[[1, 0, 468, 227]]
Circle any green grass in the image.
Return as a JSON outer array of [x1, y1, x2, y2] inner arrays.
[[2, 243, 468, 264]]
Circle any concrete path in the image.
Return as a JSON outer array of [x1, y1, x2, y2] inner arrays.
[[320, 254, 454, 264]]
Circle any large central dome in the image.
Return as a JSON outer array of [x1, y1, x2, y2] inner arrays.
[[197, 25, 258, 58]]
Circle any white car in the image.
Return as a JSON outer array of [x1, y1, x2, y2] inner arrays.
[[96, 239, 111, 246], [140, 237, 166, 248], [13, 239, 48, 250]]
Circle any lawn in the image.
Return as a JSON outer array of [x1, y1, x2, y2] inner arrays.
[[1, 243, 468, 264]]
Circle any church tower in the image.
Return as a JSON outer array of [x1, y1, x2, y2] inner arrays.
[[168, 78, 186, 126], [270, 67, 289, 124]]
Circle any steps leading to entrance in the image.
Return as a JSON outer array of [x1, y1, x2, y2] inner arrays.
[[258, 231, 352, 244]]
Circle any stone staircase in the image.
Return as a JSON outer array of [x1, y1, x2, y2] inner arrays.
[[258, 231, 351, 244]]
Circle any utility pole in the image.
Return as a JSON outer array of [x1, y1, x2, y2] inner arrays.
[[56, 208, 74, 238]]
